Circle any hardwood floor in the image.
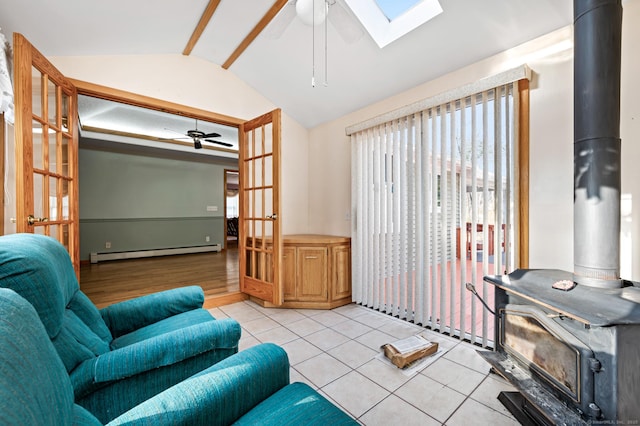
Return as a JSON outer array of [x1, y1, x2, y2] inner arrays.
[[80, 244, 245, 309]]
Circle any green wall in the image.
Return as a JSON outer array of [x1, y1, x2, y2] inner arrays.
[[79, 146, 234, 260]]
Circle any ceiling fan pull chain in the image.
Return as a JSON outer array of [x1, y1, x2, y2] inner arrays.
[[324, 0, 328, 86], [312, 0, 316, 87]]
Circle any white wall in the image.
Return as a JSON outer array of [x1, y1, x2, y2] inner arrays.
[[50, 54, 310, 235], [309, 0, 640, 279], [620, 1, 640, 279]]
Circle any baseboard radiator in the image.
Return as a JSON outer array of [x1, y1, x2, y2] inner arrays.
[[90, 244, 222, 264]]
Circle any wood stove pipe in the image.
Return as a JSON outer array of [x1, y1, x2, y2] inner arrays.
[[573, 0, 623, 288]]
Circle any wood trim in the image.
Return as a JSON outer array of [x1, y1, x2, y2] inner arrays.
[[204, 291, 248, 309], [253, 296, 352, 310], [222, 0, 289, 70], [70, 79, 245, 126], [183, 0, 222, 56], [518, 79, 530, 269], [272, 108, 282, 305], [223, 168, 240, 251], [13, 34, 33, 234]]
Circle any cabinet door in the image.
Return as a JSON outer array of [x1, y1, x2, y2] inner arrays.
[[282, 246, 297, 300], [297, 247, 328, 302], [331, 245, 352, 300]]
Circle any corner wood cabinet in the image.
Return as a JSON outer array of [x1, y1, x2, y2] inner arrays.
[[280, 235, 352, 309]]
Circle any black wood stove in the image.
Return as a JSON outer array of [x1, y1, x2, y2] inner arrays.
[[479, 1, 640, 424], [481, 270, 640, 424]]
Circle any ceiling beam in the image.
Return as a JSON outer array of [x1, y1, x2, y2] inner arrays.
[[183, 0, 222, 56], [222, 0, 289, 70]]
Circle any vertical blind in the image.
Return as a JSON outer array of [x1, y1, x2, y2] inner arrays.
[[350, 79, 523, 347]]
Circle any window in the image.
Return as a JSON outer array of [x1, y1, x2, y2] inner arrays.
[[345, 0, 442, 47], [349, 68, 529, 347], [375, 0, 423, 21]]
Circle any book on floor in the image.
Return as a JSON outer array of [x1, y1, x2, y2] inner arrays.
[[381, 335, 439, 369]]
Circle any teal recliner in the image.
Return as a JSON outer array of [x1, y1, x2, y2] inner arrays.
[[0, 286, 358, 425], [0, 233, 242, 423]]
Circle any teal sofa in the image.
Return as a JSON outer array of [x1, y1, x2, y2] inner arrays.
[[0, 287, 357, 425], [0, 233, 242, 423]]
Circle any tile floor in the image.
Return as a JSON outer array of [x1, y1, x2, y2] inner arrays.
[[209, 301, 519, 425]]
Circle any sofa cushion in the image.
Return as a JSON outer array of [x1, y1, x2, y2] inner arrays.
[[233, 382, 357, 425], [52, 309, 112, 372], [69, 291, 113, 344], [110, 308, 215, 350]]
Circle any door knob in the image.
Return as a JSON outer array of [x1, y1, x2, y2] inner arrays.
[[27, 215, 48, 225], [266, 214, 278, 220]]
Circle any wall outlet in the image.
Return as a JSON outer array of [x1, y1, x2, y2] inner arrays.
[[206, 206, 218, 212], [105, 242, 111, 249], [205, 236, 210, 242]]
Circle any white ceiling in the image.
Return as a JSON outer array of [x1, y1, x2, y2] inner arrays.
[[77, 95, 240, 152], [0, 0, 573, 130]]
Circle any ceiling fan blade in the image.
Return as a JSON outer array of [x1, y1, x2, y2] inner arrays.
[[163, 127, 187, 136], [158, 136, 191, 141], [329, 1, 364, 44], [264, 2, 297, 39], [205, 139, 234, 148], [202, 132, 222, 138]]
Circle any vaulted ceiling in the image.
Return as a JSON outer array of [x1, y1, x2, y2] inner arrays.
[[0, 0, 573, 130]]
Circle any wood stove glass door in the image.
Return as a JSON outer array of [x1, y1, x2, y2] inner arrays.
[[500, 305, 593, 404]]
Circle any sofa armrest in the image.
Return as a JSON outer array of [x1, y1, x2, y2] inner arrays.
[[93, 318, 240, 384], [107, 343, 290, 426], [100, 286, 205, 337]]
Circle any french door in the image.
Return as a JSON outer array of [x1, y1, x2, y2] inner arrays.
[[13, 33, 80, 274], [239, 109, 282, 305]]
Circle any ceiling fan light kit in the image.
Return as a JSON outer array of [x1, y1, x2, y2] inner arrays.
[[296, 0, 328, 26]]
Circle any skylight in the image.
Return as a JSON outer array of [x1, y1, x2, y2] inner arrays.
[[345, 0, 442, 48], [374, 0, 422, 22]]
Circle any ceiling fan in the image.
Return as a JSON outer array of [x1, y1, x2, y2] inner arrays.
[[267, 0, 363, 44], [163, 119, 232, 149], [267, 0, 364, 87]]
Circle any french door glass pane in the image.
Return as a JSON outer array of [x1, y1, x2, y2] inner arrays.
[[49, 177, 58, 221], [253, 189, 263, 218], [61, 224, 69, 250], [264, 219, 273, 239], [253, 127, 263, 156], [47, 78, 57, 128], [61, 92, 70, 132], [264, 155, 273, 187], [263, 123, 273, 153], [49, 132, 58, 173], [49, 224, 58, 240], [61, 135, 70, 176], [32, 120, 44, 170], [264, 188, 273, 222], [62, 179, 70, 220], [31, 66, 43, 119], [34, 173, 44, 219], [253, 159, 263, 186]]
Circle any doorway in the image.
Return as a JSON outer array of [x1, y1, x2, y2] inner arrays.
[[74, 83, 247, 308], [224, 169, 239, 249]]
